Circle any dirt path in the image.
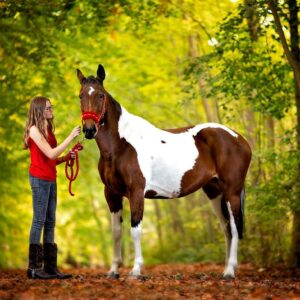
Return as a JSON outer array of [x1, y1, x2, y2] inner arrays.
[[0, 264, 299, 299]]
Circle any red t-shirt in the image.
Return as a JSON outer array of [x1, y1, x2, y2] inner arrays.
[[29, 128, 57, 181]]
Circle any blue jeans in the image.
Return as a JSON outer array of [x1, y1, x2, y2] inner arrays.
[[29, 174, 57, 244]]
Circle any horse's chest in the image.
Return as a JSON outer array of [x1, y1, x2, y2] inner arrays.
[[99, 159, 124, 192]]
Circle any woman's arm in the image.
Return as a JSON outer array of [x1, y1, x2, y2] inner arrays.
[[29, 126, 81, 160], [56, 155, 68, 165]]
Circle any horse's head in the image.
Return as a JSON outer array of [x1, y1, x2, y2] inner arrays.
[[77, 64, 107, 139]]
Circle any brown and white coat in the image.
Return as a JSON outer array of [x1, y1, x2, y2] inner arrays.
[[77, 65, 252, 279]]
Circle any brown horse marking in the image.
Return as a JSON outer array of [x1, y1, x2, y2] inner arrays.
[[77, 64, 252, 279]]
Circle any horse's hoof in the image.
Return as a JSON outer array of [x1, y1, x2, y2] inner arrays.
[[107, 272, 120, 279], [223, 273, 235, 280]]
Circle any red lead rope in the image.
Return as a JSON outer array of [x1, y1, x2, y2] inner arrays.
[[65, 142, 84, 196]]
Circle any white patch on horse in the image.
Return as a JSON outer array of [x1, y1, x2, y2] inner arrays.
[[189, 123, 238, 138], [130, 223, 143, 276], [88, 86, 95, 95], [118, 106, 238, 198], [223, 201, 238, 278]]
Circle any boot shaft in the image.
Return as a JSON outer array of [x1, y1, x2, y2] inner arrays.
[[43, 243, 72, 279], [28, 244, 43, 269], [27, 243, 57, 279], [43, 243, 58, 272]]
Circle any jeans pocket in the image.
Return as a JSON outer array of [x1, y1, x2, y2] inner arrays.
[[29, 175, 40, 188]]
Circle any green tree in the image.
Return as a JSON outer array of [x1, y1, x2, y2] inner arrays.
[[1, 0, 297, 269], [184, 0, 299, 266]]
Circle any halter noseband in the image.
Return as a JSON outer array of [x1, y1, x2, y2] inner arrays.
[[81, 94, 107, 126]]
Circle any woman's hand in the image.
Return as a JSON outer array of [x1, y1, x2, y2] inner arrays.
[[69, 150, 76, 159], [70, 126, 81, 139]]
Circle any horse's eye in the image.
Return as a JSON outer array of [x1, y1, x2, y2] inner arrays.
[[79, 95, 83, 100], [99, 94, 104, 100]]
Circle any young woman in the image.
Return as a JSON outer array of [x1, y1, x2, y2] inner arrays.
[[23, 96, 81, 279]]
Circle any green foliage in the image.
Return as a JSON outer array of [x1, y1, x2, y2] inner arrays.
[[184, 4, 293, 119], [0, 0, 299, 269]]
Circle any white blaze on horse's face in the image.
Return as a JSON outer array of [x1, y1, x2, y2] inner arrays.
[[118, 107, 238, 198], [88, 86, 95, 96]]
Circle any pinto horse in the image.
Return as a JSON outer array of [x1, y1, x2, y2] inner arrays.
[[77, 64, 252, 279]]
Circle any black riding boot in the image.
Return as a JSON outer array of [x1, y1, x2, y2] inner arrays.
[[27, 244, 57, 279], [44, 243, 72, 279]]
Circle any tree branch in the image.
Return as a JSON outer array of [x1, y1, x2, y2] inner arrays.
[[268, 0, 300, 91]]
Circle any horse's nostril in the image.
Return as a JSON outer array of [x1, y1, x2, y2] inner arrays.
[[85, 131, 94, 139], [84, 126, 96, 139]]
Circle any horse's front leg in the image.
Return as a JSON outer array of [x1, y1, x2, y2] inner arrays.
[[128, 189, 144, 278], [105, 187, 123, 279]]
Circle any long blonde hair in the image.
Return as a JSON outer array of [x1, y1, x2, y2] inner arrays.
[[23, 96, 55, 149]]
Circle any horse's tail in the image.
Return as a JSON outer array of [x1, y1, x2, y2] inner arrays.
[[238, 187, 245, 240], [220, 187, 245, 240]]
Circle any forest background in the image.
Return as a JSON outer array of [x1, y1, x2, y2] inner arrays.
[[1, 0, 300, 270]]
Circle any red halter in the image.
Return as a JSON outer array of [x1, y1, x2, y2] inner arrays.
[[81, 94, 107, 126]]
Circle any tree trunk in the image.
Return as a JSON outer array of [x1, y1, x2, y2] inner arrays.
[[242, 108, 256, 150], [291, 79, 300, 267], [243, 0, 259, 150], [244, 0, 259, 42], [188, 32, 218, 122], [268, 0, 300, 91], [169, 200, 185, 236], [265, 115, 276, 175], [288, 0, 300, 268], [269, 0, 300, 267], [265, 115, 275, 150]]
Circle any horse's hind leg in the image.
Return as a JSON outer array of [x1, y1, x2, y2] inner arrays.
[[223, 190, 244, 279], [209, 194, 231, 266], [105, 187, 123, 278], [203, 179, 232, 276]]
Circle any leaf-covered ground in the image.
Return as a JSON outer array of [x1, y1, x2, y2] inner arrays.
[[0, 263, 299, 299]]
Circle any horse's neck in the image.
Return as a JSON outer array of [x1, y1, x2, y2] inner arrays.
[[95, 98, 129, 155]]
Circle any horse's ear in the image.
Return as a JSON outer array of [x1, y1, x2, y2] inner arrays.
[[77, 69, 86, 85], [96, 64, 106, 83]]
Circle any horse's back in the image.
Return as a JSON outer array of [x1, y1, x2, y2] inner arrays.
[[166, 122, 251, 167]]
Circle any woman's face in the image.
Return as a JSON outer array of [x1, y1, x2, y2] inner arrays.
[[44, 100, 54, 120]]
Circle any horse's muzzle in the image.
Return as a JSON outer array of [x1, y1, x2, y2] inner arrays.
[[83, 124, 97, 139]]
